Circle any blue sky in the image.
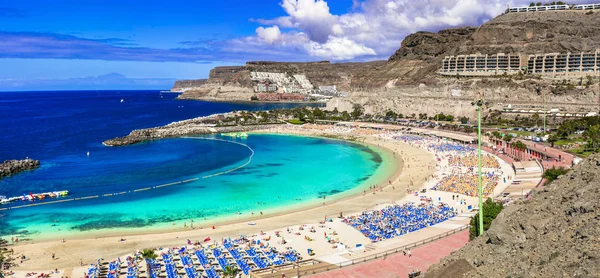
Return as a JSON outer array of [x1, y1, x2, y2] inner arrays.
[[0, 0, 570, 89], [0, 0, 357, 80]]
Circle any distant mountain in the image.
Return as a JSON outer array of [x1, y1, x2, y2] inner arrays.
[[0, 73, 177, 91]]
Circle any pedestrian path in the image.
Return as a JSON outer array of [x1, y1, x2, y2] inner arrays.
[[309, 230, 470, 278]]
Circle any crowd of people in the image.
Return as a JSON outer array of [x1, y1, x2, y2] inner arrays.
[[380, 132, 507, 200], [432, 172, 500, 197], [448, 153, 500, 169]]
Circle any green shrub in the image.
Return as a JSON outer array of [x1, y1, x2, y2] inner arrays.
[[543, 167, 569, 182], [469, 198, 504, 240]]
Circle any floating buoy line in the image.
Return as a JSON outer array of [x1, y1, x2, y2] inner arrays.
[[0, 137, 253, 211]]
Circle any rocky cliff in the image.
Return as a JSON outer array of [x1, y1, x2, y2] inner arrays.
[[172, 10, 600, 116], [0, 159, 40, 180], [424, 153, 600, 278]]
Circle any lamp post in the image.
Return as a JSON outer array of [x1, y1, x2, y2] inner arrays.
[[471, 98, 488, 236], [536, 86, 546, 133]]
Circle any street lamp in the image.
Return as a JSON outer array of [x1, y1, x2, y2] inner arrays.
[[471, 98, 488, 236]]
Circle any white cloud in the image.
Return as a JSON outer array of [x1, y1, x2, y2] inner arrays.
[[256, 26, 282, 44], [305, 37, 376, 60], [280, 0, 336, 43], [244, 0, 594, 61]]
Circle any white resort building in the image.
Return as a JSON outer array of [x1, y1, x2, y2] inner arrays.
[[440, 50, 600, 77], [439, 53, 522, 76], [507, 3, 600, 13]]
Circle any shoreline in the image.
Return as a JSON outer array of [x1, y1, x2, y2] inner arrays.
[[177, 96, 324, 105], [14, 132, 399, 243], [6, 128, 424, 271]]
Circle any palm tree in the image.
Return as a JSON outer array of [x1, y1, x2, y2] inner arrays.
[[223, 265, 240, 278], [0, 252, 5, 271], [583, 124, 600, 152], [141, 248, 157, 278]]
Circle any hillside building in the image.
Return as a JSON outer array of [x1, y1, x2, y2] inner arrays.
[[439, 53, 522, 76], [508, 4, 569, 13], [440, 50, 600, 77], [507, 3, 600, 13], [250, 71, 312, 94], [527, 50, 600, 75]]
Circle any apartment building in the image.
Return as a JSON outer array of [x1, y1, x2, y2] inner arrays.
[[440, 53, 522, 76], [527, 50, 600, 75]]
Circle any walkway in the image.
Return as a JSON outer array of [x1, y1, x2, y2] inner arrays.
[[308, 230, 469, 278]]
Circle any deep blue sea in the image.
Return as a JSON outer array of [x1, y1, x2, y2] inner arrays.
[[0, 90, 391, 239]]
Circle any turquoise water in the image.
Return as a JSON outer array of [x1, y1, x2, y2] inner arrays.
[[0, 134, 388, 240]]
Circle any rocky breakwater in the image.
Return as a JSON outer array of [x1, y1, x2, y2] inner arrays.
[[0, 159, 40, 180], [103, 113, 284, 146], [425, 153, 600, 278]]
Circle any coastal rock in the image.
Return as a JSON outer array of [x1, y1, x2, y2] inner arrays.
[[424, 154, 600, 278], [103, 113, 284, 146], [0, 159, 40, 180]]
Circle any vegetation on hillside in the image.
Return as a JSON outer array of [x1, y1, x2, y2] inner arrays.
[[469, 198, 504, 240], [543, 166, 570, 182]]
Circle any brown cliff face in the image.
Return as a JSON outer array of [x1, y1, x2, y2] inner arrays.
[[388, 27, 477, 63], [464, 10, 600, 55]]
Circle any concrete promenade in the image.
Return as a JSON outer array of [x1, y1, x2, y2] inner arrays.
[[308, 230, 470, 278]]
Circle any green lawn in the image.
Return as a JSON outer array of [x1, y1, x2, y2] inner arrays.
[[512, 130, 536, 137], [286, 119, 305, 125], [566, 146, 595, 158], [555, 137, 585, 147]]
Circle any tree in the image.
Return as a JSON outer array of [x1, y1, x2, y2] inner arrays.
[[503, 134, 514, 143], [512, 140, 527, 150], [460, 117, 469, 124], [340, 111, 351, 121], [583, 124, 600, 152], [0, 252, 5, 271], [223, 265, 240, 278], [543, 167, 569, 182], [351, 104, 364, 119], [548, 134, 559, 148], [312, 107, 326, 120], [491, 131, 502, 139], [469, 198, 504, 240], [434, 113, 446, 121], [141, 248, 158, 278], [529, 2, 535, 6], [445, 115, 455, 122], [532, 113, 540, 126], [385, 110, 397, 119], [511, 140, 528, 160]]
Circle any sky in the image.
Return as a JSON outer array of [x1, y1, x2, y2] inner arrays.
[[0, 0, 588, 90]]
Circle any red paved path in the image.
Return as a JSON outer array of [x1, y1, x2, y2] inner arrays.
[[309, 230, 469, 278]]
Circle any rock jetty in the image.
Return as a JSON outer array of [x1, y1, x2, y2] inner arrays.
[[103, 114, 283, 146], [0, 159, 40, 180], [425, 153, 600, 278]]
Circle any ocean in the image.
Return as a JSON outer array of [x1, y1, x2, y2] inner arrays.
[[0, 90, 390, 239]]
